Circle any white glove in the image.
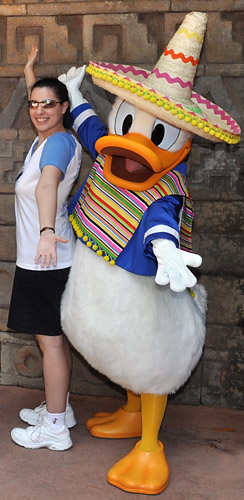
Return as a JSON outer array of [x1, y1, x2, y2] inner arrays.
[[58, 65, 87, 110], [152, 239, 202, 292]]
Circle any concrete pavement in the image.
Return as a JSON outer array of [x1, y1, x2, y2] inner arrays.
[[0, 385, 243, 500]]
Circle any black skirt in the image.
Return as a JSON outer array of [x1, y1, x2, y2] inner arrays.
[[7, 266, 70, 336]]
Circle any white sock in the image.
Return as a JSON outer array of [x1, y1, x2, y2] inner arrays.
[[46, 410, 66, 431], [66, 392, 70, 407]]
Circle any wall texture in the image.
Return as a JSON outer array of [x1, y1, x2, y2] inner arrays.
[[0, 0, 243, 409]]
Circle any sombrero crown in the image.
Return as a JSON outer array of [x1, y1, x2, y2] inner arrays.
[[87, 11, 241, 144]]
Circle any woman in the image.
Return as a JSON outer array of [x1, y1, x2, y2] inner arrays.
[[8, 48, 82, 450]]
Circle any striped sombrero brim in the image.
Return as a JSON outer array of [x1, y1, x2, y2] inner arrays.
[[87, 61, 241, 145]]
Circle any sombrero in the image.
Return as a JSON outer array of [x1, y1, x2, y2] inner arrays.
[[86, 11, 241, 144]]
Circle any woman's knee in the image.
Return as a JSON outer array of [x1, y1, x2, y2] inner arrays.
[[36, 334, 64, 354]]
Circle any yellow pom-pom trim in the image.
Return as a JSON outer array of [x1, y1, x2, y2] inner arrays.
[[104, 255, 110, 262], [109, 260, 116, 266], [97, 250, 103, 256], [83, 235, 89, 242], [86, 241, 92, 247], [92, 244, 98, 251]]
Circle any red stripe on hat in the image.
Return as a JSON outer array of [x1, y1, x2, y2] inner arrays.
[[164, 47, 199, 66]]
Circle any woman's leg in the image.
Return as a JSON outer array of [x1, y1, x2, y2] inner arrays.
[[63, 335, 73, 406], [36, 333, 70, 414], [11, 333, 73, 450], [17, 334, 76, 429], [63, 335, 73, 375]]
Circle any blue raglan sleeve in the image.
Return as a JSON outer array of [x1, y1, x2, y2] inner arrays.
[[39, 133, 76, 179], [72, 103, 107, 160]]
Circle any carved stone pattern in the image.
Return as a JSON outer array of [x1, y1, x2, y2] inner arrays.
[[7, 16, 77, 65], [0, 139, 32, 183], [82, 13, 157, 63], [14, 345, 43, 377]]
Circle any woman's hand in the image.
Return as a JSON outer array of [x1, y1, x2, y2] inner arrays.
[[25, 46, 38, 96], [35, 231, 68, 268], [26, 46, 39, 72]]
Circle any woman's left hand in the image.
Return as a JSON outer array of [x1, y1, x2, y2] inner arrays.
[[35, 231, 68, 268]]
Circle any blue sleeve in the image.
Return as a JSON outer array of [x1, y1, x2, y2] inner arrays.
[[72, 103, 107, 160], [40, 132, 76, 179], [143, 195, 184, 258], [116, 195, 184, 276]]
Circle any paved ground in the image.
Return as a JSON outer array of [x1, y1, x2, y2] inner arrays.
[[0, 385, 243, 500]]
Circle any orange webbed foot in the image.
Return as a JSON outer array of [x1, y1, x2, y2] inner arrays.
[[86, 412, 112, 431], [87, 407, 142, 438], [107, 441, 170, 495]]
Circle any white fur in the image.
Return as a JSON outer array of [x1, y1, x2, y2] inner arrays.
[[61, 241, 207, 395]]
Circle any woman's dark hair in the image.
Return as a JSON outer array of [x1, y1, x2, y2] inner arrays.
[[31, 77, 72, 129]]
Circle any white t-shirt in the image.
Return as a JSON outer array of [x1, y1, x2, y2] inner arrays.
[[15, 132, 82, 271]]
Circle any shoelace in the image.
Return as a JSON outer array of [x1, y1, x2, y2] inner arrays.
[[30, 419, 49, 441], [36, 401, 46, 412]]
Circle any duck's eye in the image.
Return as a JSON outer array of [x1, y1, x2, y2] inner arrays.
[[114, 101, 135, 136], [151, 119, 180, 150]]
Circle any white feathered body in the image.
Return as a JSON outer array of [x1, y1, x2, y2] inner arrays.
[[61, 240, 207, 395]]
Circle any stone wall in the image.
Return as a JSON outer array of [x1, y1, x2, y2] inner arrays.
[[0, 0, 243, 409]]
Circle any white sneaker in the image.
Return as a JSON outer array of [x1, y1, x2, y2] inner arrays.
[[11, 416, 73, 451], [19, 401, 76, 428]]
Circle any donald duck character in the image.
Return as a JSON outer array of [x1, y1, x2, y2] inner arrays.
[[60, 12, 241, 495]]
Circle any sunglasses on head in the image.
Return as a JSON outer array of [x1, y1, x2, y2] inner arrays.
[[28, 99, 63, 109]]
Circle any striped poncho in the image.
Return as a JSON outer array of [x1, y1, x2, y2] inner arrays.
[[69, 155, 194, 265]]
